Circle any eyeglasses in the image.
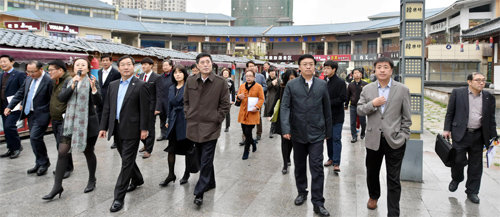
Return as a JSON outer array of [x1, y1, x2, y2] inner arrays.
[[473, 79, 486, 83], [300, 63, 315, 67]]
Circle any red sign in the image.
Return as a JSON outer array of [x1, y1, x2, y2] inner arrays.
[[46, 23, 79, 34], [313, 55, 351, 62], [4, 21, 41, 31]]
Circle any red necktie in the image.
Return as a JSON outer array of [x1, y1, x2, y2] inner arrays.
[[144, 74, 147, 82]]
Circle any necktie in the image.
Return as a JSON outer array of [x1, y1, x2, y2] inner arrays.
[[24, 79, 37, 115], [143, 74, 147, 82]]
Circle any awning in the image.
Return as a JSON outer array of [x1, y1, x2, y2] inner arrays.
[[0, 47, 88, 64]]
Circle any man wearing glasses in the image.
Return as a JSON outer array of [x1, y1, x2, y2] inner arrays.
[[443, 72, 497, 204]]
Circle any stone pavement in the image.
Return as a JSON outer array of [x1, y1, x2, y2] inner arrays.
[[1, 105, 500, 217]]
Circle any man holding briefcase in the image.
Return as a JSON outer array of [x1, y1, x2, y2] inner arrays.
[[443, 72, 497, 204]]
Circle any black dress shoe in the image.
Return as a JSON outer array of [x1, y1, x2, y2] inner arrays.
[[84, 179, 96, 193], [42, 187, 64, 200], [269, 134, 274, 138], [0, 150, 13, 158], [294, 193, 307, 206], [37, 165, 49, 176], [351, 138, 357, 143], [127, 182, 143, 192], [194, 195, 203, 206], [282, 167, 288, 175], [9, 149, 22, 159], [27, 165, 40, 174], [467, 194, 480, 204], [156, 136, 167, 141], [224, 128, 229, 132], [110, 200, 123, 212], [110, 143, 117, 149], [449, 180, 459, 192], [360, 134, 365, 140], [256, 135, 261, 141], [179, 174, 190, 185], [313, 205, 330, 216]]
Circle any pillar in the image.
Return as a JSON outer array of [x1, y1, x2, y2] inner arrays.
[[324, 41, 328, 55]]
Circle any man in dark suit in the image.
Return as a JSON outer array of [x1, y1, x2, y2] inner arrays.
[[443, 72, 497, 204], [5, 61, 53, 176], [97, 54, 121, 149], [280, 54, 332, 217], [138, 57, 161, 159], [155, 59, 174, 141], [99, 55, 149, 212], [0, 55, 26, 159]]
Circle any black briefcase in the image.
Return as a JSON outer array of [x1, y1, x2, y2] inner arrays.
[[435, 134, 455, 167]]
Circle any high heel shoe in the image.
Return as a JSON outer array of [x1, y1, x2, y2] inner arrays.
[[84, 179, 96, 193], [242, 149, 249, 160], [179, 173, 190, 185], [42, 187, 64, 200], [159, 175, 176, 187]]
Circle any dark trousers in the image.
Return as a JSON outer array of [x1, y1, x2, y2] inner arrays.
[[51, 120, 73, 171], [281, 136, 293, 167], [194, 139, 217, 196], [326, 123, 343, 165], [451, 130, 483, 194], [241, 124, 255, 150], [159, 112, 168, 138], [225, 112, 230, 129], [28, 115, 50, 167], [350, 106, 366, 138], [1, 111, 21, 151], [292, 140, 325, 207], [140, 112, 156, 153], [366, 136, 406, 217], [113, 121, 144, 201]]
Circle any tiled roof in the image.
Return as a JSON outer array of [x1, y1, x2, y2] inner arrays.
[[68, 39, 152, 56], [119, 8, 235, 21], [143, 47, 194, 59], [0, 28, 87, 52], [461, 17, 500, 39], [45, 0, 115, 9]]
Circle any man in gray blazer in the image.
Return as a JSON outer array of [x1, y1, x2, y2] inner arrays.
[[357, 57, 411, 217], [281, 54, 332, 217]]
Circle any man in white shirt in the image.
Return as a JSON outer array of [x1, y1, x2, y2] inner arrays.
[[97, 54, 121, 149]]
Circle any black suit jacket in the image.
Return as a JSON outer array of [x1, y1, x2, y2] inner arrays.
[[58, 79, 103, 138], [99, 76, 149, 140], [444, 87, 497, 145], [156, 73, 174, 114], [139, 72, 161, 112], [98, 67, 121, 102], [325, 74, 346, 124], [8, 73, 53, 124], [280, 76, 333, 144], [0, 69, 27, 109]]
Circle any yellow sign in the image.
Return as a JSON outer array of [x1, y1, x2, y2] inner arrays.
[[410, 114, 422, 132], [405, 77, 422, 94], [404, 40, 423, 57], [405, 3, 424, 19]]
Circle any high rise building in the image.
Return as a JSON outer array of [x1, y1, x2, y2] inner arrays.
[[113, 0, 186, 12], [231, 0, 293, 26]]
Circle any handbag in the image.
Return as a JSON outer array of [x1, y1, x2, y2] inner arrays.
[[185, 144, 200, 173], [270, 99, 280, 123], [435, 134, 455, 167], [234, 99, 241, 107]]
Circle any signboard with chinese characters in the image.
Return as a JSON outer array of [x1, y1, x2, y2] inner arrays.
[[404, 40, 423, 57], [265, 55, 293, 61], [4, 21, 41, 31], [313, 55, 351, 62], [46, 23, 79, 34], [404, 3, 424, 19], [352, 54, 378, 61]]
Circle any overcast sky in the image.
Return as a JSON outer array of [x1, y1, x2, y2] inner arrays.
[[103, 0, 457, 25]]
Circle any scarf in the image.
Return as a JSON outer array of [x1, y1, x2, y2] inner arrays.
[[245, 81, 255, 91], [63, 76, 90, 152]]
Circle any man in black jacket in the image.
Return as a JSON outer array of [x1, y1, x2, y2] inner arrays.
[[322, 60, 346, 173], [345, 68, 368, 143], [443, 72, 497, 204], [281, 54, 332, 217], [156, 59, 174, 141]]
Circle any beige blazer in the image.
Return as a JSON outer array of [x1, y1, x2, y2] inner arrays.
[[357, 80, 412, 151]]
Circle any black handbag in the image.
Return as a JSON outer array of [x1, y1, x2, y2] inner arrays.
[[234, 99, 241, 107], [435, 134, 455, 167], [186, 144, 200, 173]]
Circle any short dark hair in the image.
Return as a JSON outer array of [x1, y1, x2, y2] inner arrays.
[[352, 67, 364, 78], [117, 55, 135, 65], [100, 54, 112, 61], [172, 64, 188, 85], [467, 72, 485, 81], [48, 60, 67, 72], [268, 66, 276, 72], [195, 53, 212, 64], [264, 62, 270, 66], [323, 60, 338, 71], [26, 60, 43, 70], [163, 58, 173, 67], [246, 60, 255, 68], [373, 57, 394, 69], [298, 54, 316, 65], [0, 55, 14, 62], [73, 58, 91, 72], [141, 57, 154, 65], [190, 63, 198, 70]]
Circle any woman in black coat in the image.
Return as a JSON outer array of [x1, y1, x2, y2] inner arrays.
[[264, 67, 280, 138], [43, 58, 102, 200], [159, 65, 191, 187], [221, 68, 235, 132], [275, 69, 298, 175]]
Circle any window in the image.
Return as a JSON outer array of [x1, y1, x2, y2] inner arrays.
[[0, 0, 4, 10], [49, 32, 76, 42], [94, 9, 114, 19], [307, 42, 324, 55], [354, 41, 363, 54], [338, 42, 351, 54], [39, 2, 65, 13], [68, 6, 90, 16], [367, 40, 377, 54], [469, 4, 490, 13], [172, 41, 197, 52], [382, 39, 392, 52], [202, 43, 227, 54], [428, 62, 479, 81], [8, 0, 36, 9]]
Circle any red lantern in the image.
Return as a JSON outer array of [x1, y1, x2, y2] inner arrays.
[[490, 36, 494, 44], [460, 43, 464, 52]]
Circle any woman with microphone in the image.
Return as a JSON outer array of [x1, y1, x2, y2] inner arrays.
[[43, 58, 102, 200]]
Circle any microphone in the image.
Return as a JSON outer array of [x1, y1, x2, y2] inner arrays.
[[74, 70, 82, 88]]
